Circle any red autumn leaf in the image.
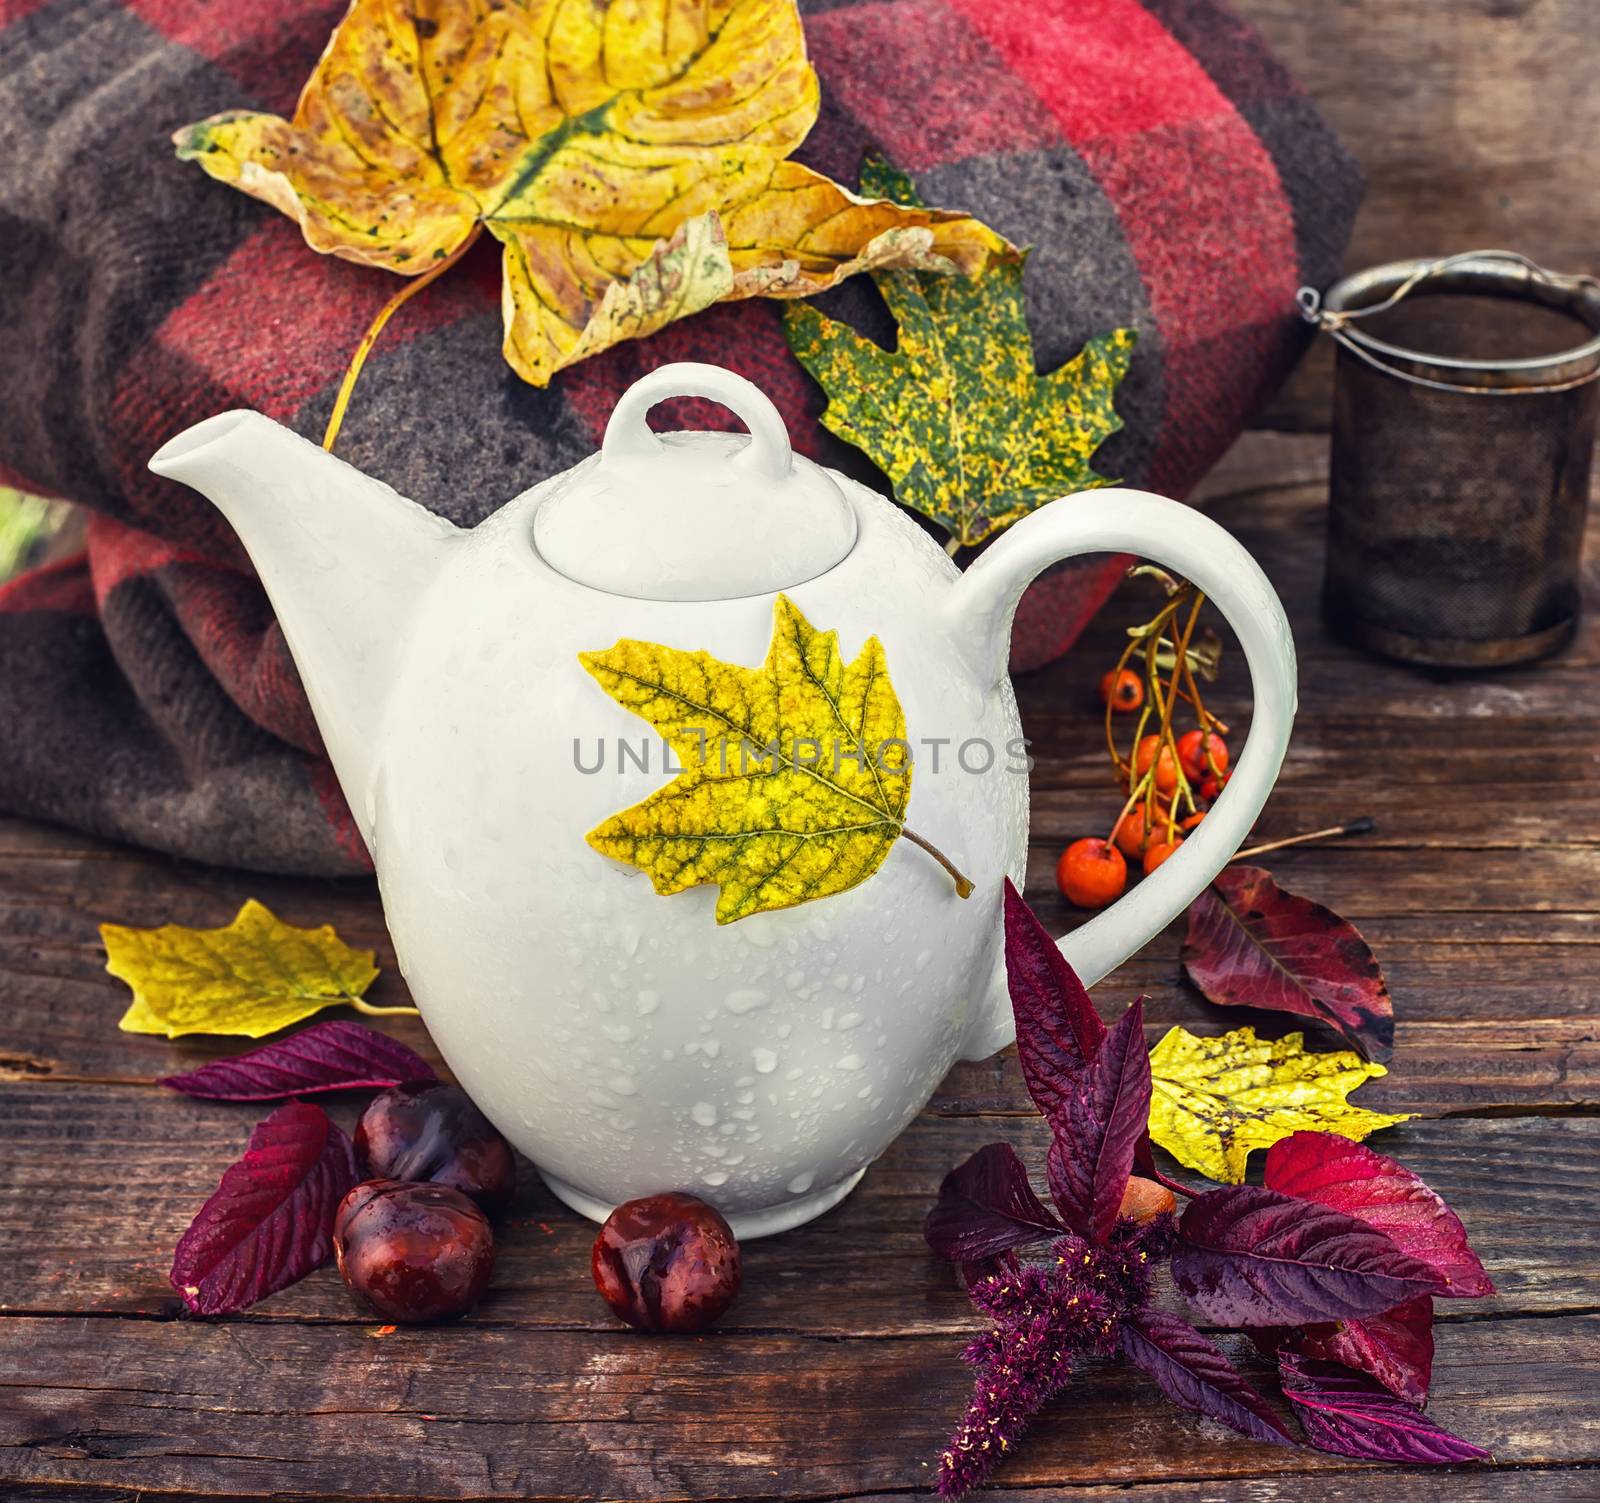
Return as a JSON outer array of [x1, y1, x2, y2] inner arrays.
[[170, 1100, 358, 1315], [159, 1020, 436, 1101], [1294, 1295, 1436, 1408], [1004, 878, 1105, 1131], [925, 1142, 1064, 1263], [1046, 998, 1151, 1244], [1264, 1132, 1494, 1298], [1173, 1184, 1448, 1327], [1181, 866, 1394, 1062], [1121, 1308, 1295, 1446], [1278, 1353, 1491, 1464]]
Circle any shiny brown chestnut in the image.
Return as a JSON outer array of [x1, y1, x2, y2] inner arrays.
[[334, 1179, 494, 1323], [355, 1082, 515, 1213], [591, 1191, 742, 1333]]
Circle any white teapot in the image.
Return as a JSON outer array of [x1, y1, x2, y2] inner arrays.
[[151, 363, 1295, 1236]]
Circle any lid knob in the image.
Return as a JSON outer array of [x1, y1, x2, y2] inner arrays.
[[533, 362, 857, 602], [601, 363, 795, 481]]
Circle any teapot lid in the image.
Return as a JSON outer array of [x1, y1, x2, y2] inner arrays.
[[533, 363, 857, 602]]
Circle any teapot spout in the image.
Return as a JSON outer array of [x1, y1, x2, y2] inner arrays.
[[150, 411, 461, 843]]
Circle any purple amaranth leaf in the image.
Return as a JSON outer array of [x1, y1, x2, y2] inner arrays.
[[170, 1100, 359, 1315], [1294, 1295, 1436, 1408], [1279, 1353, 1491, 1464], [1173, 1184, 1448, 1327], [1265, 1132, 1494, 1298], [1004, 879, 1104, 1131], [925, 1142, 1064, 1262], [1046, 998, 1151, 1244], [159, 1019, 436, 1101], [1121, 1308, 1295, 1446], [1181, 866, 1394, 1062]]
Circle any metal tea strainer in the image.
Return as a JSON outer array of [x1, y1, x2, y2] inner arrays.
[[1301, 250, 1600, 668]]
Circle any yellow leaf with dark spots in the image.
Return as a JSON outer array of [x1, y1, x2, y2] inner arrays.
[[783, 156, 1133, 549], [1147, 1024, 1413, 1184], [104, 900, 411, 1038], [581, 594, 969, 923], [174, 0, 1009, 386]]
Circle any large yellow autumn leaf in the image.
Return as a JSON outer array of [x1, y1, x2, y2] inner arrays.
[[174, 0, 1011, 386], [581, 595, 971, 922]]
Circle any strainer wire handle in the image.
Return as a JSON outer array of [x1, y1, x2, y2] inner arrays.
[[1297, 251, 1600, 397]]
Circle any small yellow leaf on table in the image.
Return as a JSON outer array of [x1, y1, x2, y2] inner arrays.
[[1147, 1024, 1413, 1184], [104, 899, 398, 1039]]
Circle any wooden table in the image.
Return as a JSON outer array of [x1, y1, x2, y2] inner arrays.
[[2, 432, 1596, 1501]]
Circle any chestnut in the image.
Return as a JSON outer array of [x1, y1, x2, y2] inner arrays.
[[591, 1191, 742, 1333], [334, 1179, 494, 1323], [355, 1082, 515, 1213]]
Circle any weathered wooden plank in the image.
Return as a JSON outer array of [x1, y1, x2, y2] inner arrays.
[[0, 1084, 1589, 1328], [6, 1476, 1596, 1503], [0, 1313, 1590, 1499], [2, 834, 1596, 1108]]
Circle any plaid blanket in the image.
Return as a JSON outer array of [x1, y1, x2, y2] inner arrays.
[[0, 0, 1359, 874]]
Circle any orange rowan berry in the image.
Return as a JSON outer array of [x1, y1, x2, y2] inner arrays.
[[1057, 838, 1128, 909], [1112, 804, 1173, 858], [1178, 729, 1229, 783], [1143, 839, 1182, 875], [1134, 735, 1180, 795], [1099, 668, 1144, 713]]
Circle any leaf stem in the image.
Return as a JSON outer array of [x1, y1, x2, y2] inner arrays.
[[322, 225, 484, 453], [901, 827, 975, 898], [1231, 817, 1376, 863], [349, 998, 422, 1018]]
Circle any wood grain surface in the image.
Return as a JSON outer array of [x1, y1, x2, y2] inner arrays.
[[2, 430, 1597, 1498]]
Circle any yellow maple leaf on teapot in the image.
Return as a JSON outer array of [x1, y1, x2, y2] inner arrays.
[[581, 595, 972, 923], [174, 0, 1011, 387]]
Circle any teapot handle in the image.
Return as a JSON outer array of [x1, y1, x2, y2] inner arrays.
[[947, 488, 1297, 1060], [601, 362, 794, 482]]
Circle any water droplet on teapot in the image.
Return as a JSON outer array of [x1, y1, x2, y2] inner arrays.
[[702, 1169, 730, 1187], [836, 1053, 863, 1072], [787, 1171, 815, 1195], [635, 989, 660, 1016], [724, 987, 767, 1014], [691, 1101, 718, 1128], [836, 1010, 863, 1031], [752, 1048, 779, 1074]]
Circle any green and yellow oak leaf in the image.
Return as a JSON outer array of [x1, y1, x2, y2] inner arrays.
[[783, 156, 1134, 550], [174, 0, 1011, 386], [1146, 1024, 1413, 1184], [580, 594, 970, 923], [105, 900, 415, 1038]]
